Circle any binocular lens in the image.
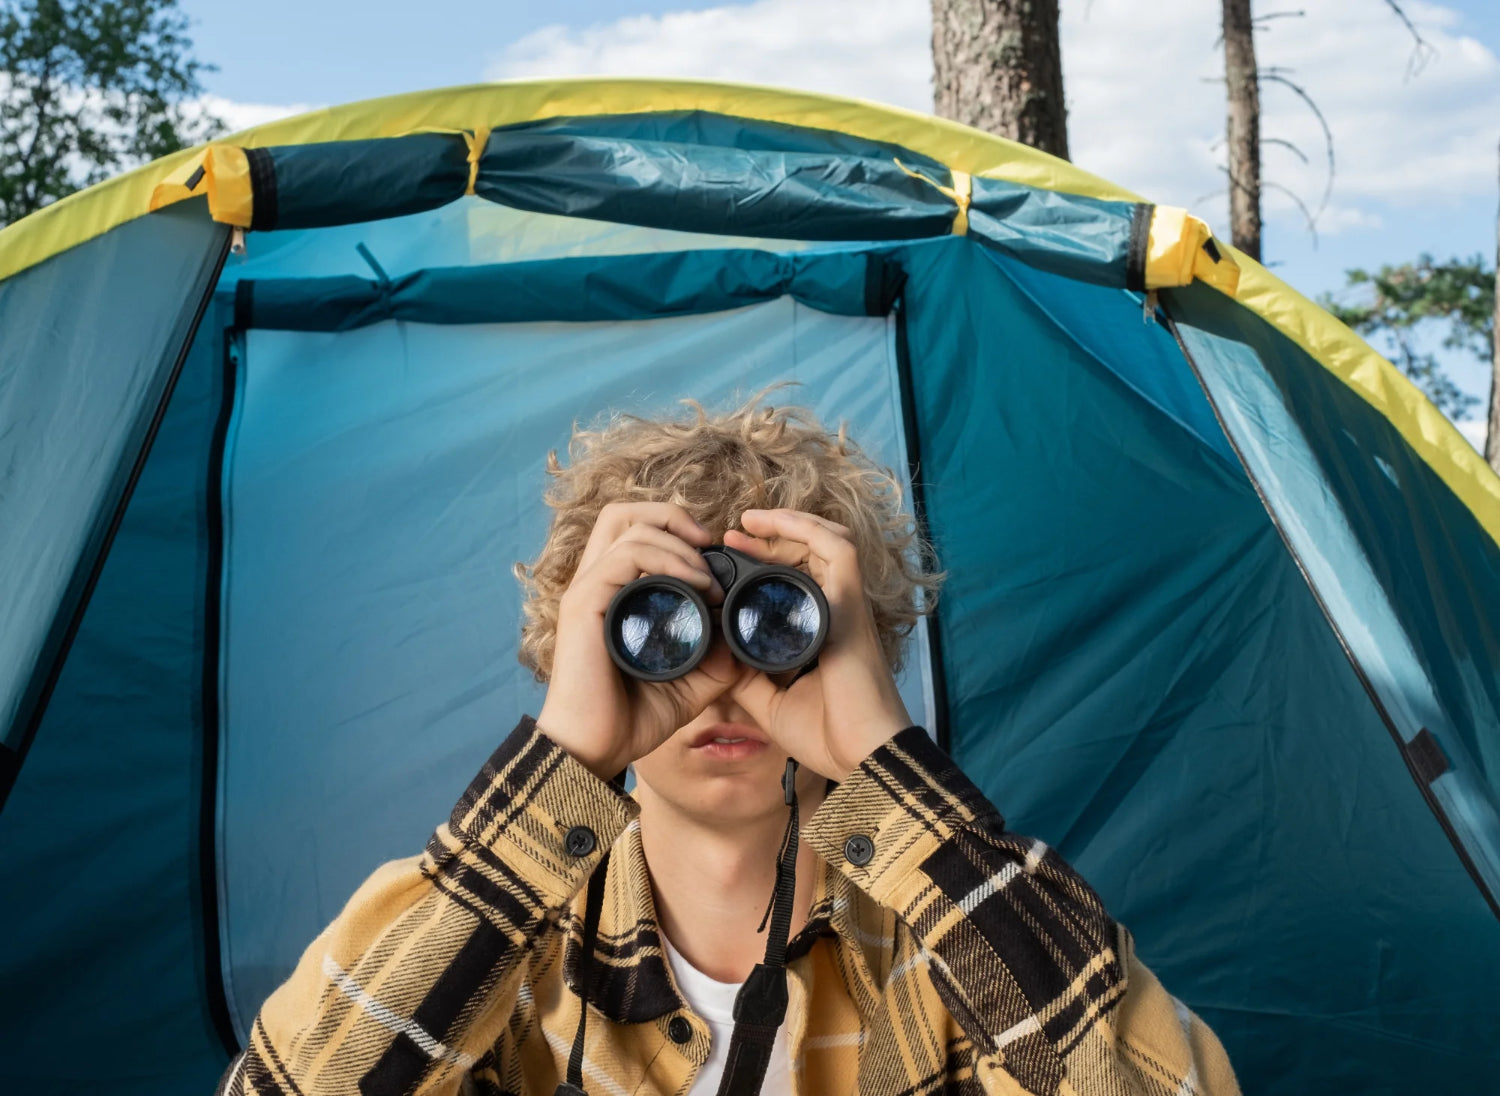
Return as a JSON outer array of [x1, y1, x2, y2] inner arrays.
[[604, 546, 827, 681], [733, 578, 821, 667], [612, 586, 706, 677]]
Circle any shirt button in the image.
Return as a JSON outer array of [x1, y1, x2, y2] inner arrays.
[[843, 834, 874, 866], [564, 825, 597, 857], [667, 1015, 693, 1044]]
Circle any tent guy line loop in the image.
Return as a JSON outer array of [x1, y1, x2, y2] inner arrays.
[[893, 158, 971, 236], [356, 243, 391, 287], [464, 126, 490, 196]]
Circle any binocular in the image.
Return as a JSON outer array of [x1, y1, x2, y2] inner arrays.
[[603, 545, 828, 682]]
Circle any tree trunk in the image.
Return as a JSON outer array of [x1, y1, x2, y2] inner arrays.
[[1487, 141, 1500, 472], [1223, 0, 1263, 261], [931, 0, 1069, 160]]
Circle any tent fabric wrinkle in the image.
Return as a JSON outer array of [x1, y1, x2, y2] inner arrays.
[[230, 248, 901, 332], [0, 82, 1497, 1096]]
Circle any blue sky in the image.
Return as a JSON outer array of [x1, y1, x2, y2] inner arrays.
[[179, 0, 1500, 436]]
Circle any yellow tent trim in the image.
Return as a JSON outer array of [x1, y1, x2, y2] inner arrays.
[[1227, 249, 1500, 536], [0, 76, 1494, 547]]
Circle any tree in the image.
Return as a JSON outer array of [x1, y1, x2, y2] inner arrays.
[[1325, 255, 1497, 468], [1221, 0, 1262, 260], [931, 0, 1068, 160], [0, 0, 221, 227], [1217, 1, 1431, 263]]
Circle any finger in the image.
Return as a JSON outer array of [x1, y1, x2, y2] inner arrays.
[[722, 528, 808, 568], [664, 641, 740, 712], [575, 542, 714, 605], [741, 508, 852, 540], [616, 524, 722, 597], [739, 509, 859, 594], [580, 501, 712, 571]]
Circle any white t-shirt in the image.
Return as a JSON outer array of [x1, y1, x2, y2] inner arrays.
[[661, 934, 791, 1096]]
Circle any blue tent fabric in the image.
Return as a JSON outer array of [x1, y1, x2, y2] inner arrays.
[[1167, 282, 1500, 909], [0, 105, 1497, 1096], [0, 201, 227, 773], [230, 247, 902, 331], [895, 238, 1500, 1089], [0, 298, 234, 1095], [246, 134, 471, 232]]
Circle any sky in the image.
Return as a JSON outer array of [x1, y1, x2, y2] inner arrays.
[[178, 0, 1500, 448]]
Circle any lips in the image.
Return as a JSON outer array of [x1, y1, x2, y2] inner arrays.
[[688, 723, 769, 760]]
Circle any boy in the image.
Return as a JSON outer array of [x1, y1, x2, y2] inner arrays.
[[219, 397, 1238, 1096]]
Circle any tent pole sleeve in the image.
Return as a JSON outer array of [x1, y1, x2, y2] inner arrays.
[[197, 325, 244, 1056], [1159, 300, 1500, 923], [0, 227, 233, 817]]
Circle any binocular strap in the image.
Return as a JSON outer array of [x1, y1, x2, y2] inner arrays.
[[554, 844, 612, 1096], [712, 758, 800, 1096]]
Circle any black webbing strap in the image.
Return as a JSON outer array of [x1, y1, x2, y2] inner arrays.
[[558, 762, 799, 1096], [554, 844, 612, 1096], [713, 759, 800, 1096]]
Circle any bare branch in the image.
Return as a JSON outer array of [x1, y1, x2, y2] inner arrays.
[[1382, 0, 1438, 79], [1263, 181, 1320, 248], [1213, 10, 1303, 49], [1259, 69, 1335, 223], [1263, 137, 1309, 165]]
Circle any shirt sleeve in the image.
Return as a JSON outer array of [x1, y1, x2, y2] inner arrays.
[[216, 716, 638, 1096], [801, 726, 1240, 1096]]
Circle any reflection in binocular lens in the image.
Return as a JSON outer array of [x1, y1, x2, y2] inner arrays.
[[734, 579, 819, 667], [616, 587, 705, 675]]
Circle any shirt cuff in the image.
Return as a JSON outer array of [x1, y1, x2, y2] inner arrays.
[[430, 715, 640, 916], [803, 725, 1001, 908]]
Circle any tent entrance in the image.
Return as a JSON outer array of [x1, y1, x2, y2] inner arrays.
[[212, 249, 937, 1033]]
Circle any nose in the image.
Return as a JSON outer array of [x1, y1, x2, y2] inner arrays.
[[700, 697, 759, 729]]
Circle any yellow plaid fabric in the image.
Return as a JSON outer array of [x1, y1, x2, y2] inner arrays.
[[219, 719, 1239, 1096]]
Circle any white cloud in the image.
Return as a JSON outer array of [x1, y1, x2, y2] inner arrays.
[[487, 0, 1500, 239], [1456, 417, 1489, 454], [199, 94, 315, 137], [492, 0, 931, 112]]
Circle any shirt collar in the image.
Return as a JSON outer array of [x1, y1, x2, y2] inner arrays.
[[566, 817, 891, 1025]]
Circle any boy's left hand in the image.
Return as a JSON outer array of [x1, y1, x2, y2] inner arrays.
[[726, 508, 915, 782]]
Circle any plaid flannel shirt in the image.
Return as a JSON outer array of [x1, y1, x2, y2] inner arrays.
[[220, 718, 1239, 1096]]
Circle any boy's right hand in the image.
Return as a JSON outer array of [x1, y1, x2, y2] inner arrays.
[[534, 502, 742, 781]]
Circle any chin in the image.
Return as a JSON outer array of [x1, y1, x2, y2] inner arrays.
[[635, 752, 792, 825]]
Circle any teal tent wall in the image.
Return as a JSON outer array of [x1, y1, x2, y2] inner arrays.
[[1, 108, 1497, 1096]]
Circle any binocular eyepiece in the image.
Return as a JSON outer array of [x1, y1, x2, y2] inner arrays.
[[603, 545, 829, 682]]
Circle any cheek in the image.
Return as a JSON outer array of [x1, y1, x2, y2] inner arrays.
[[630, 747, 677, 793]]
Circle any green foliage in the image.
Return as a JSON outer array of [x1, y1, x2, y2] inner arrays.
[[1324, 254, 1492, 420], [0, 0, 221, 226]]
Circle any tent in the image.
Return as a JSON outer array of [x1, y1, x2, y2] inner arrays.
[[0, 79, 1496, 1095]]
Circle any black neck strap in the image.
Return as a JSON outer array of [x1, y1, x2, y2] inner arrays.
[[712, 758, 799, 1096], [557, 760, 801, 1096], [554, 846, 610, 1096]]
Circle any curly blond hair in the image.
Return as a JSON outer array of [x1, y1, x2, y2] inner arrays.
[[514, 391, 943, 681]]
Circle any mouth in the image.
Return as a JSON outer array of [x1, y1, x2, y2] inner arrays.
[[687, 722, 770, 761]]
